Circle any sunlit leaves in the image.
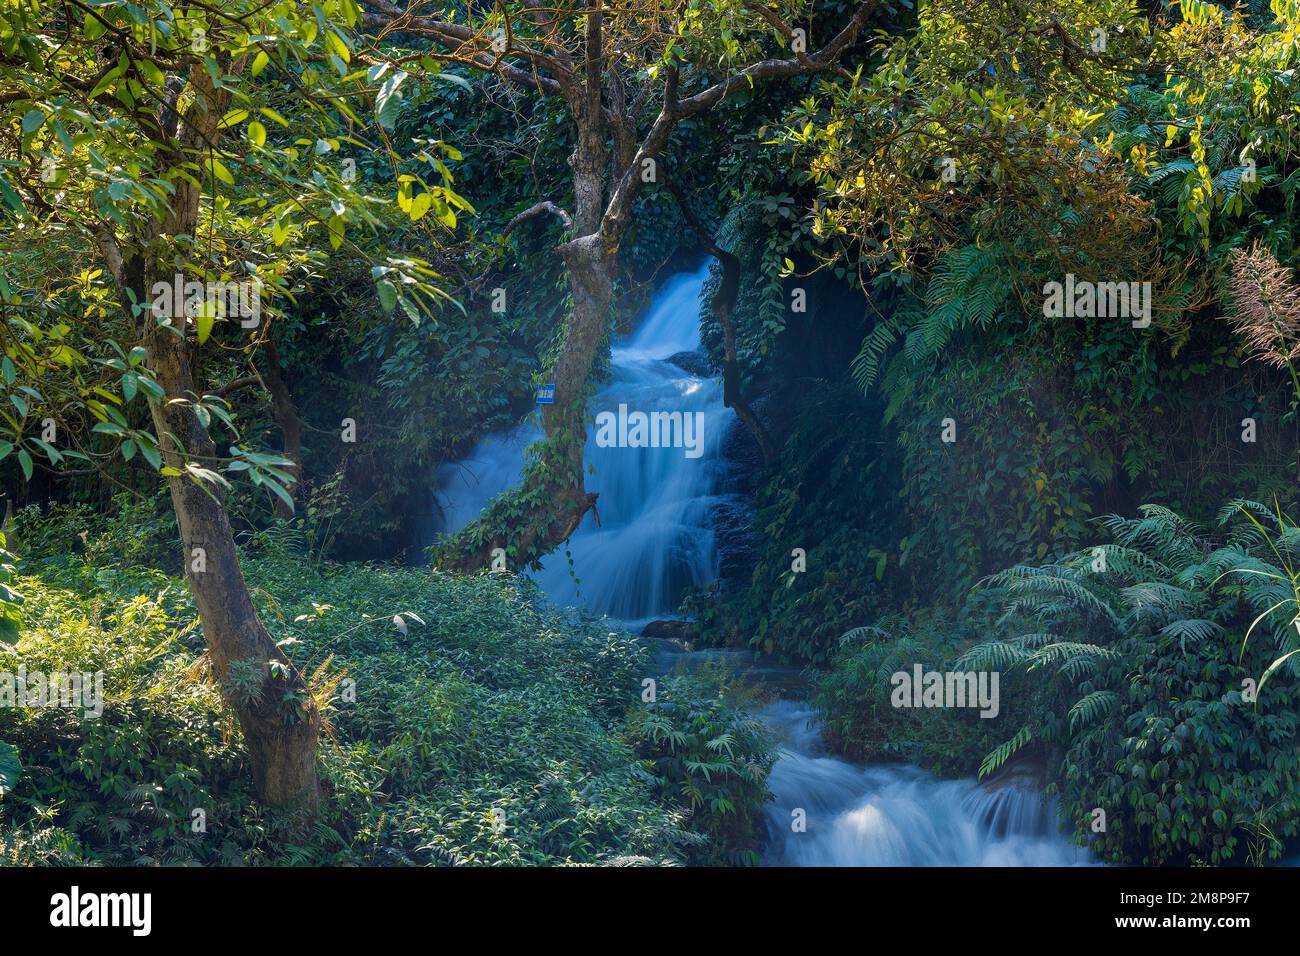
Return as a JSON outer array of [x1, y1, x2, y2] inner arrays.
[[374, 68, 407, 129], [0, 0, 471, 509], [784, 0, 1156, 269]]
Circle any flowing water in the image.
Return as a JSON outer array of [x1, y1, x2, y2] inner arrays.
[[432, 263, 728, 627], [758, 698, 1092, 866], [432, 263, 1091, 866]]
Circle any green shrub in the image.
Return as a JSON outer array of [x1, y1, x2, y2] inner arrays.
[[0, 508, 772, 866], [629, 667, 775, 865], [815, 605, 1020, 777], [961, 502, 1300, 865]]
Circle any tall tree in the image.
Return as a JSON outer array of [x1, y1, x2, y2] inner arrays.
[[0, 0, 459, 804], [358, 0, 878, 570]]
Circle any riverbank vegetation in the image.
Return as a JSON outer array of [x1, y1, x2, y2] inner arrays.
[[1, 502, 772, 864], [689, 0, 1300, 865]]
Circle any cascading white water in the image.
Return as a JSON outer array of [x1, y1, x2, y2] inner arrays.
[[431, 262, 729, 625], [760, 700, 1094, 866], [435, 266, 1091, 867]]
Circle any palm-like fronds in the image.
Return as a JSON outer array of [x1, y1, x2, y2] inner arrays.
[[979, 726, 1033, 779], [972, 500, 1300, 778]]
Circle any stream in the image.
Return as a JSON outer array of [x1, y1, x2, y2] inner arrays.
[[431, 263, 1092, 866]]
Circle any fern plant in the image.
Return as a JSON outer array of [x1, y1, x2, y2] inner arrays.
[[961, 501, 1300, 864], [850, 243, 1012, 393]]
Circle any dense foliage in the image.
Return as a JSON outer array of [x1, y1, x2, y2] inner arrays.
[[2, 0, 1300, 869], [957, 502, 1300, 864], [0, 506, 771, 865]]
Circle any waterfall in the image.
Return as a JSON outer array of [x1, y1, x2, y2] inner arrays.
[[431, 262, 729, 625], [435, 265, 1092, 867], [759, 700, 1094, 866]]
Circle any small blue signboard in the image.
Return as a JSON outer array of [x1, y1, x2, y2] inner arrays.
[[536, 383, 555, 405]]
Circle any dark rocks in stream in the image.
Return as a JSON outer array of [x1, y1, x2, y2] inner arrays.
[[709, 394, 775, 588], [666, 350, 715, 378], [640, 619, 698, 645]]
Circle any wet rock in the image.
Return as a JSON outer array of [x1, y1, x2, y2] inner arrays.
[[720, 413, 762, 496], [711, 495, 758, 585], [640, 619, 698, 645], [666, 350, 715, 377]]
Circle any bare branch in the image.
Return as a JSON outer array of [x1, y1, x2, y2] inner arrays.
[[505, 200, 575, 236], [677, 0, 878, 116]]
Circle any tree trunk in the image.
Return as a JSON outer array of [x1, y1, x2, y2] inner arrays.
[[144, 317, 322, 807], [120, 60, 321, 808], [436, 80, 616, 572], [436, 236, 611, 571], [262, 339, 303, 521], [665, 180, 777, 463]]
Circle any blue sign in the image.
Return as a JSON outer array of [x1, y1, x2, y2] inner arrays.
[[536, 383, 555, 405]]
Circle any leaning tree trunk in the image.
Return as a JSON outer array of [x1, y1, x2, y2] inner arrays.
[[436, 236, 611, 571], [115, 60, 322, 808], [144, 316, 322, 807], [436, 92, 615, 572]]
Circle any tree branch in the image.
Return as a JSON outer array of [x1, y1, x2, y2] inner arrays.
[[597, 3, 876, 252], [676, 0, 878, 116], [504, 200, 575, 236], [360, 0, 571, 97]]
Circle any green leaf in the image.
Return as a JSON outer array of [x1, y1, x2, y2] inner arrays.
[[84, 11, 107, 42], [375, 71, 408, 130], [206, 157, 235, 185], [409, 192, 432, 222], [21, 109, 45, 134], [263, 476, 295, 512], [139, 441, 162, 471], [376, 279, 398, 313], [30, 438, 61, 465], [193, 299, 218, 344], [0, 741, 20, 798], [17, 448, 32, 481]]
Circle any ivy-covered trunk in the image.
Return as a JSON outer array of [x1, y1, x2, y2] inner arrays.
[[436, 96, 614, 571]]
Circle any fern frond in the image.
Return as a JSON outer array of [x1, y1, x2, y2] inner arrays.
[[1068, 690, 1119, 732], [979, 726, 1032, 779]]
